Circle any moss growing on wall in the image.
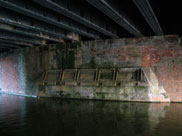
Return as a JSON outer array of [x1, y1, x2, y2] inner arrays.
[[68, 42, 81, 49], [97, 62, 113, 69], [100, 72, 113, 79], [81, 57, 96, 68], [134, 86, 148, 91], [81, 61, 114, 69], [63, 51, 75, 69], [56, 50, 75, 69]]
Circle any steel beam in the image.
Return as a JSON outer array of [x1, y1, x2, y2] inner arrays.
[[32, 0, 118, 38], [0, 39, 33, 47], [0, 0, 100, 39], [0, 42, 20, 48], [86, 0, 143, 37], [0, 31, 46, 46], [0, 18, 72, 42], [0, 45, 14, 49], [133, 0, 163, 35], [0, 49, 9, 52], [0, 23, 65, 43], [0, 7, 74, 41], [0, 40, 24, 48], [0, 43, 19, 49]]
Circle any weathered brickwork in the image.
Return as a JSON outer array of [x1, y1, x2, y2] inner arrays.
[[81, 35, 181, 69], [81, 41, 142, 68], [0, 55, 21, 93], [0, 50, 26, 94], [1, 35, 182, 102], [80, 35, 182, 102], [155, 66, 182, 102], [142, 45, 181, 67], [0, 43, 80, 95]]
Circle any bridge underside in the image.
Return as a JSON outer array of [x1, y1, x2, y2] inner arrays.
[[0, 35, 182, 102], [0, 1, 182, 102], [0, 0, 181, 52]]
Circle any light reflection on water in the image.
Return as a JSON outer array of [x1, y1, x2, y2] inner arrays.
[[0, 93, 182, 136]]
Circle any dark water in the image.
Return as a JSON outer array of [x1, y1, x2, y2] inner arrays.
[[0, 94, 182, 136]]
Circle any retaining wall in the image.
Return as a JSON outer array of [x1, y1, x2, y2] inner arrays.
[[0, 35, 182, 102]]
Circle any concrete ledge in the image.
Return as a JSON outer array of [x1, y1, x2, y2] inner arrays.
[[38, 85, 150, 102], [0, 91, 37, 98]]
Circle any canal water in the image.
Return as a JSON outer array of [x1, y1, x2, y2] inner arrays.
[[0, 94, 182, 136]]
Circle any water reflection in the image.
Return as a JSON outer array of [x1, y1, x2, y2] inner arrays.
[[0, 94, 26, 136], [0, 94, 182, 136]]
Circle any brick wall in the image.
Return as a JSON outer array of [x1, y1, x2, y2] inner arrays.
[[1, 35, 182, 101], [0, 43, 79, 95], [80, 35, 182, 102], [0, 50, 26, 94]]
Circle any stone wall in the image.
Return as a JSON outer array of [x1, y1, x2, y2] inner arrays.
[[1, 35, 182, 102]]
